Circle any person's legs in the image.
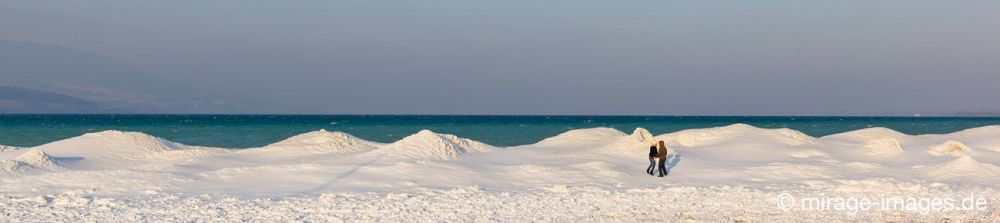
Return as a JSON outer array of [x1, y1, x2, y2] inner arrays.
[[647, 157, 656, 175], [657, 157, 668, 177], [646, 157, 656, 175]]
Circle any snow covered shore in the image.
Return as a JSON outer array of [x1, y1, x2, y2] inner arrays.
[[2, 184, 997, 222], [2, 124, 1000, 221]]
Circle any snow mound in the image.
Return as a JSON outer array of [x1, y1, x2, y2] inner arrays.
[[923, 156, 1000, 181], [927, 140, 973, 156], [670, 130, 720, 147], [937, 125, 1000, 152], [597, 128, 657, 153], [628, 127, 655, 143], [49, 130, 185, 153], [822, 127, 905, 142], [0, 161, 29, 175], [774, 128, 817, 144], [861, 138, 903, 157], [27, 130, 191, 165], [14, 149, 59, 167], [948, 125, 1000, 135], [371, 130, 497, 160], [666, 124, 815, 147], [534, 127, 626, 147], [263, 129, 381, 154], [0, 149, 63, 175]]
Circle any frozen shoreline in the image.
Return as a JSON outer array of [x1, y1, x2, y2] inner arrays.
[[3, 124, 1000, 220]]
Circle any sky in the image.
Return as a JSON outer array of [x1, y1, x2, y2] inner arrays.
[[1, 0, 999, 115]]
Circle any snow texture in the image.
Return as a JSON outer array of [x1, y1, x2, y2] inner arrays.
[[3, 124, 1000, 221]]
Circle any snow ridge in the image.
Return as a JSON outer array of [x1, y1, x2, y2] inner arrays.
[[61, 130, 186, 153], [928, 140, 973, 156], [24, 130, 191, 165], [923, 156, 1000, 182], [598, 128, 656, 153], [0, 149, 62, 175], [666, 124, 816, 147], [534, 127, 627, 147], [371, 130, 496, 160], [825, 127, 906, 141], [628, 127, 655, 144], [862, 138, 904, 157], [264, 129, 380, 154]]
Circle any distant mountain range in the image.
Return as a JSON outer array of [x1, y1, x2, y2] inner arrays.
[[0, 85, 119, 113], [0, 40, 236, 113]]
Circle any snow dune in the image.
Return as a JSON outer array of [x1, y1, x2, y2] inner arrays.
[[3, 124, 1000, 220], [259, 129, 381, 154], [2, 124, 998, 196], [0, 149, 63, 175], [363, 129, 496, 160]]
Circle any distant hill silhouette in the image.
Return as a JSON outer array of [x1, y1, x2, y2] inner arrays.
[[0, 85, 118, 113], [0, 41, 232, 113]]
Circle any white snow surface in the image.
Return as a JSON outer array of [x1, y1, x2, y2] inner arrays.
[[3, 124, 1000, 221], [0, 145, 17, 152], [0, 149, 62, 175], [261, 129, 381, 154]]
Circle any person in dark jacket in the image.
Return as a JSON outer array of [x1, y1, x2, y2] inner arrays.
[[646, 143, 658, 175], [656, 140, 670, 177]]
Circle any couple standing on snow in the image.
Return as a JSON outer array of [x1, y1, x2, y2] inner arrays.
[[646, 140, 670, 177]]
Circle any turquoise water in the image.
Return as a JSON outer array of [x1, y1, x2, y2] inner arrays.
[[1, 115, 999, 148]]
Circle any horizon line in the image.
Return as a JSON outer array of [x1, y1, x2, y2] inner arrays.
[[2, 113, 999, 118]]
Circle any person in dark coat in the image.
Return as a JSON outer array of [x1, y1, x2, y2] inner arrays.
[[646, 143, 658, 175]]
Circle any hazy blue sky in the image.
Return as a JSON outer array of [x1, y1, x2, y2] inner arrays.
[[2, 0, 999, 115]]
